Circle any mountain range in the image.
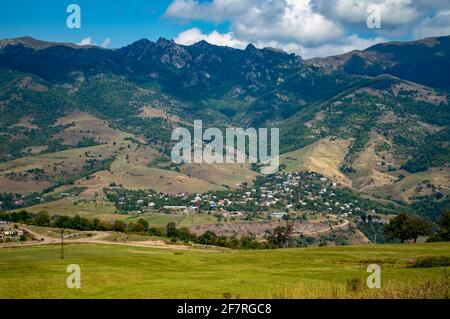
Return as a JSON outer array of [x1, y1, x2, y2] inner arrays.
[[0, 35, 449, 220]]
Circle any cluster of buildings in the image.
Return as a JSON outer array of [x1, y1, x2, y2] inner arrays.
[[106, 172, 375, 218], [0, 221, 24, 242]]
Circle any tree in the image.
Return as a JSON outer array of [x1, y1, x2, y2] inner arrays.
[[266, 224, 294, 248], [34, 211, 51, 226], [113, 220, 126, 232], [198, 231, 218, 245], [429, 210, 450, 242], [91, 218, 102, 231], [136, 218, 149, 231], [127, 222, 144, 233], [11, 210, 30, 223], [53, 215, 71, 229], [176, 227, 196, 242], [438, 210, 450, 241], [385, 213, 431, 243], [166, 222, 177, 238]]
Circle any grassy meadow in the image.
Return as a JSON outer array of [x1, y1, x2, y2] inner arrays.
[[0, 242, 449, 299]]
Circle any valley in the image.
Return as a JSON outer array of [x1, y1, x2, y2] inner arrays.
[[1, 0, 450, 303], [0, 35, 448, 262]]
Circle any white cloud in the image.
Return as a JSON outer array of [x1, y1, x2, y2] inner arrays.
[[315, 0, 419, 26], [101, 38, 111, 48], [166, 0, 250, 23], [175, 27, 384, 58], [414, 11, 450, 39], [77, 37, 112, 48], [167, 0, 343, 47], [78, 37, 93, 46], [294, 34, 386, 58], [175, 28, 247, 49], [168, 0, 450, 59], [253, 33, 385, 58]]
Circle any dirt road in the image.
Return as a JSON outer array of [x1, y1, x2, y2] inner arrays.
[[1, 220, 350, 250], [302, 219, 350, 236], [1, 225, 192, 250]]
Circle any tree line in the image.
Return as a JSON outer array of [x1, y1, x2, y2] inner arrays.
[[0, 210, 289, 249], [384, 210, 450, 243], [2, 209, 449, 249]]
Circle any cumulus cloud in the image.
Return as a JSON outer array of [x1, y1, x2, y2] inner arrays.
[[285, 34, 386, 58], [167, 0, 450, 58], [414, 11, 450, 39], [175, 28, 247, 49], [175, 28, 384, 58], [166, 0, 247, 23], [167, 0, 343, 46], [78, 37, 112, 48], [78, 37, 93, 46], [101, 38, 111, 48], [313, 0, 419, 26]]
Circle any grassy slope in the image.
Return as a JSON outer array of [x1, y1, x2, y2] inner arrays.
[[0, 243, 449, 298], [367, 167, 450, 202], [19, 198, 122, 221], [281, 138, 352, 186]]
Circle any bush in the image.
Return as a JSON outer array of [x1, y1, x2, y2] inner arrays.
[[408, 256, 450, 268], [346, 278, 364, 293]]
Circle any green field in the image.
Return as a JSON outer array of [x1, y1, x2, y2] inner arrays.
[[0, 243, 449, 298]]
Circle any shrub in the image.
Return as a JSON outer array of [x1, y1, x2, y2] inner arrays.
[[408, 256, 450, 268]]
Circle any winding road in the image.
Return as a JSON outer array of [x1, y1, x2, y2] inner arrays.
[[1, 219, 350, 250], [1, 225, 193, 250]]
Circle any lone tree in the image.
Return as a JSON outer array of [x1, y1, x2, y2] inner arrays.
[[385, 213, 431, 243], [266, 224, 294, 248]]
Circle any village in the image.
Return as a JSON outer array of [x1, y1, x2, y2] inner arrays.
[[104, 172, 391, 220], [0, 221, 25, 242], [0, 171, 393, 243]]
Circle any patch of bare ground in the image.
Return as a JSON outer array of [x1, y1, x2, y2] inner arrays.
[[16, 76, 47, 92], [391, 81, 448, 105], [9, 116, 38, 129], [191, 219, 349, 239], [139, 105, 184, 124]]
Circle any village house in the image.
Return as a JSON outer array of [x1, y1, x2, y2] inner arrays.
[[0, 223, 24, 241], [271, 211, 288, 219], [163, 206, 187, 211]]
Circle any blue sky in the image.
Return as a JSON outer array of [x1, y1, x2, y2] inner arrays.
[[0, 0, 190, 47], [1, 0, 449, 58]]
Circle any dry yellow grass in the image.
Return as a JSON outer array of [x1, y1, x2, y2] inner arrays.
[[281, 138, 352, 186], [0, 143, 119, 194], [53, 111, 133, 145], [350, 132, 399, 191], [18, 197, 122, 221], [77, 153, 225, 194], [368, 167, 450, 202], [139, 105, 184, 124], [259, 278, 449, 299], [180, 163, 258, 189]]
